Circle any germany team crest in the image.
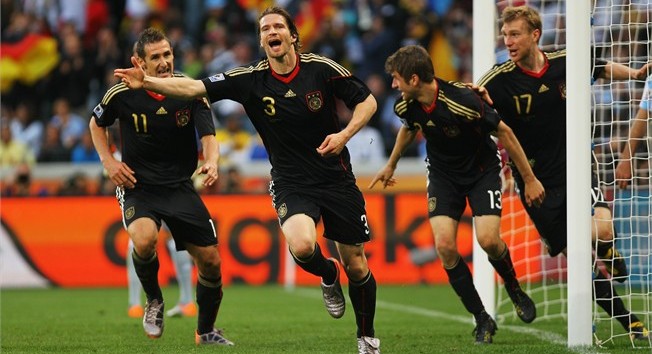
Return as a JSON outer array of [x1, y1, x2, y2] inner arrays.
[[175, 109, 190, 127], [306, 92, 323, 112], [428, 197, 437, 213], [125, 206, 135, 220], [277, 203, 288, 218]]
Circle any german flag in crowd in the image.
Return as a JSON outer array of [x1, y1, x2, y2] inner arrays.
[[0, 34, 60, 93]]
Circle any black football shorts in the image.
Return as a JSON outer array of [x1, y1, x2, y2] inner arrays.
[[269, 179, 371, 245], [426, 165, 503, 220], [117, 180, 217, 250], [519, 184, 566, 257]]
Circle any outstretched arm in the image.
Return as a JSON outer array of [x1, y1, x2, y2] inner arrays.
[[600, 61, 651, 81], [114, 56, 208, 100], [494, 121, 545, 207], [615, 107, 648, 189], [368, 126, 417, 189]]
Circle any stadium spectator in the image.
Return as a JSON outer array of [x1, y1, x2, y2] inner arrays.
[[57, 172, 91, 196], [70, 130, 101, 163], [49, 27, 92, 112], [2, 163, 39, 197], [339, 98, 385, 166], [37, 124, 70, 163], [0, 120, 36, 167], [90, 27, 233, 345], [114, 7, 381, 353], [9, 101, 44, 157], [358, 13, 399, 82], [49, 98, 87, 150], [90, 26, 123, 100], [214, 112, 252, 167], [221, 166, 244, 194], [371, 44, 543, 344], [476, 5, 648, 341], [345, 124, 385, 166]]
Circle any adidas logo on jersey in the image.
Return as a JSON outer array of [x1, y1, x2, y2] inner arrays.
[[156, 107, 168, 115], [426, 120, 436, 127], [538, 84, 549, 93], [284, 89, 296, 98]]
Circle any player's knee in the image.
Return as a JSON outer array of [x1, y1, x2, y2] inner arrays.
[[476, 234, 502, 254], [289, 240, 316, 259], [191, 246, 220, 273], [342, 259, 368, 281], [435, 245, 458, 265], [131, 237, 157, 258], [196, 256, 221, 279], [435, 237, 456, 255]]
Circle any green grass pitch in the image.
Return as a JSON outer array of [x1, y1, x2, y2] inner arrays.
[[0, 284, 644, 353]]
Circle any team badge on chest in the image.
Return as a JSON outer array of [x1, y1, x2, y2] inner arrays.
[[175, 109, 190, 127], [306, 91, 323, 112], [442, 125, 460, 137]]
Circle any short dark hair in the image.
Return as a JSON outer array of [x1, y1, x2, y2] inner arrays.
[[500, 6, 542, 34], [385, 45, 435, 83], [257, 7, 301, 51], [134, 27, 171, 59]]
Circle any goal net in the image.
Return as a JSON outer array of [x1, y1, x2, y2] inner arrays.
[[591, 0, 651, 348], [477, 0, 651, 348]]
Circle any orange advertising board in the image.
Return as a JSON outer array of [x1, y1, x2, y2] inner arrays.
[[0, 194, 540, 287]]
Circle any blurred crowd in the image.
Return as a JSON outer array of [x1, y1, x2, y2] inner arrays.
[[1, 0, 474, 196], [2, 0, 647, 197]]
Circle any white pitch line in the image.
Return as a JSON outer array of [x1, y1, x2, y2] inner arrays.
[[292, 288, 601, 354]]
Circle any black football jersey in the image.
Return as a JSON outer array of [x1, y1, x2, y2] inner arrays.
[[394, 78, 501, 183], [201, 53, 372, 186], [477, 50, 566, 188], [92, 74, 214, 186]]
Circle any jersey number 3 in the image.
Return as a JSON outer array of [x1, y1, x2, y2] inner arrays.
[[263, 97, 276, 116]]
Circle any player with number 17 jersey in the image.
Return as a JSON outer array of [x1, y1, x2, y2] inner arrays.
[[477, 50, 566, 189], [201, 53, 371, 186]]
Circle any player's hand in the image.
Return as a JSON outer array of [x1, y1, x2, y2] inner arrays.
[[523, 178, 545, 207], [615, 160, 632, 189], [316, 133, 346, 157], [634, 62, 651, 80], [368, 165, 397, 189], [114, 56, 145, 89], [196, 162, 219, 187], [104, 159, 137, 189], [464, 83, 493, 105]]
